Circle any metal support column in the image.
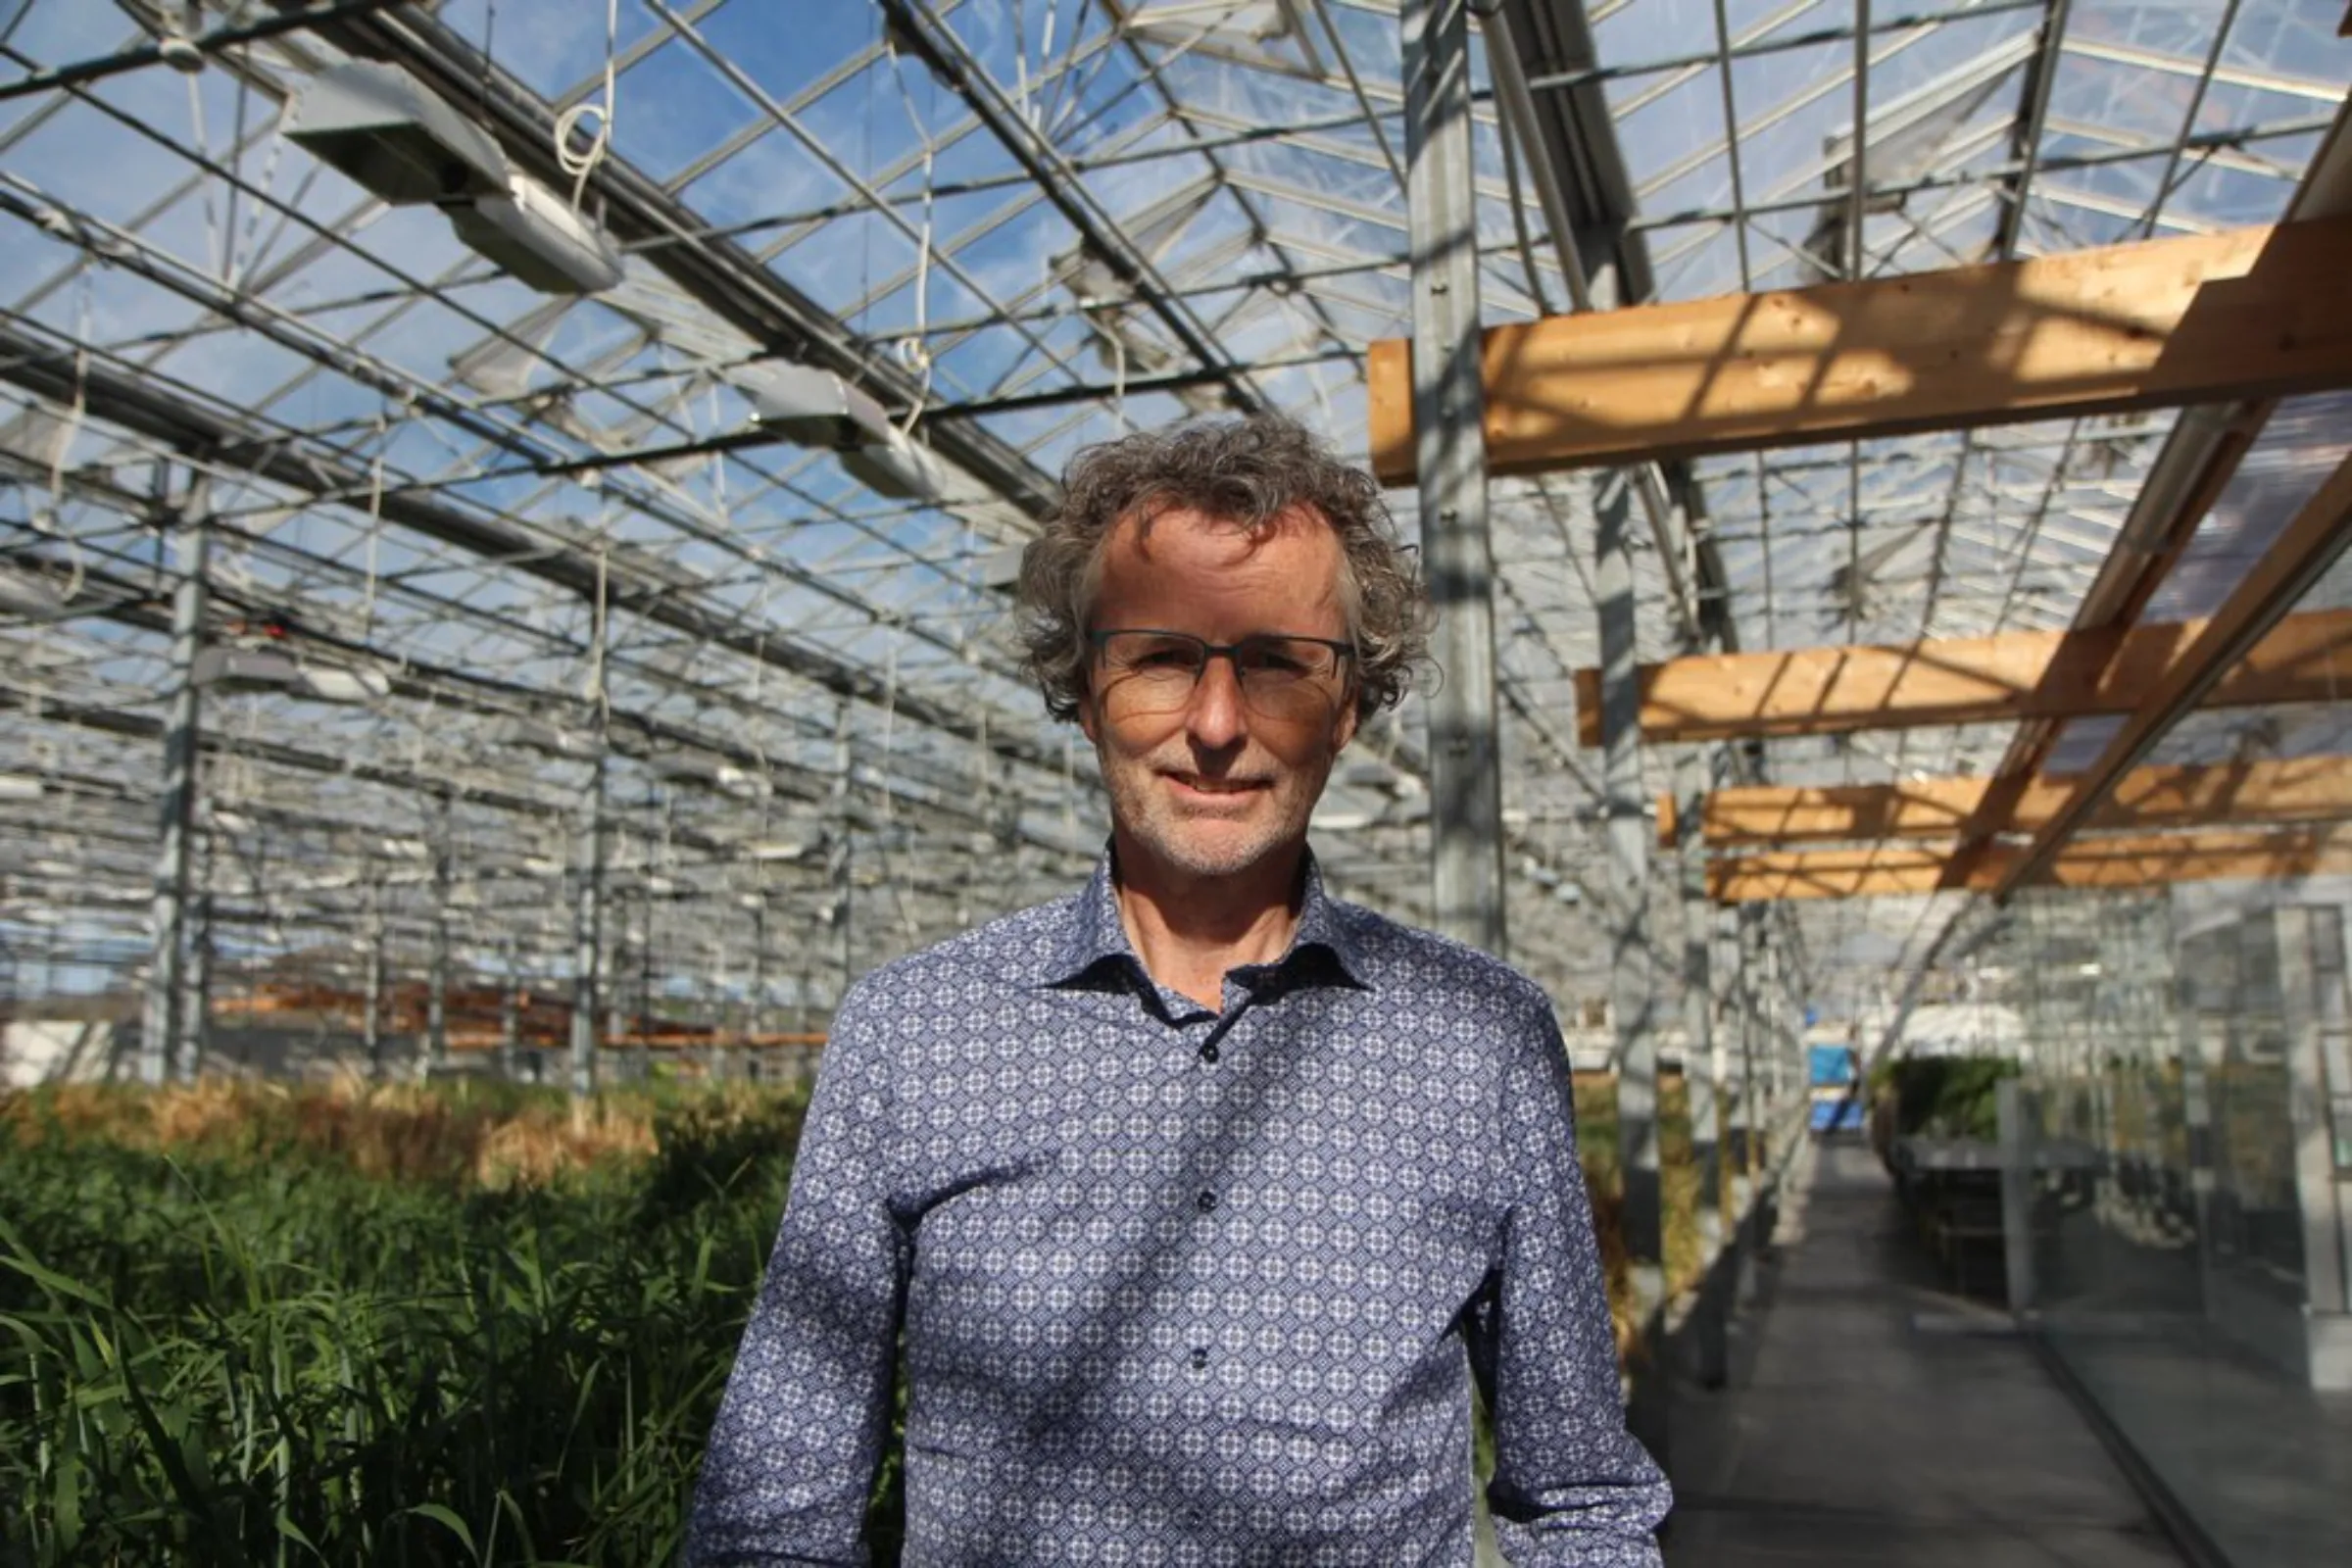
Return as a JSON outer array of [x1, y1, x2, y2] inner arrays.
[[175, 825, 215, 1082], [710, 929, 732, 1085], [568, 748, 608, 1099], [426, 791, 452, 1073], [1595, 462, 1666, 1459], [1676, 747, 1728, 1387], [1763, 926, 1789, 1154], [1778, 918, 1808, 1147], [1997, 1078, 2039, 1315], [363, 874, 385, 1075], [498, 940, 520, 1081], [1717, 904, 1753, 1298], [1402, 0, 1505, 956], [750, 897, 768, 1084], [142, 481, 209, 1086], [1734, 903, 1766, 1306], [1738, 905, 1764, 1178], [833, 836, 855, 1008]]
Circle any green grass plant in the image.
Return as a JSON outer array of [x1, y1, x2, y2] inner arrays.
[[1868, 1054, 2020, 1145], [0, 1082, 808, 1567], [4, 1071, 1697, 1564]]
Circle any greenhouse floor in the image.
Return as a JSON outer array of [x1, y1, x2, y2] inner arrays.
[[1661, 1140, 2185, 1567]]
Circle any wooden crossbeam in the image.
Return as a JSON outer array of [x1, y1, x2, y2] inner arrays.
[[1710, 827, 2352, 903], [1368, 217, 2352, 482], [1672, 757, 2352, 848], [1570, 607, 2352, 746], [1995, 445, 2352, 897]]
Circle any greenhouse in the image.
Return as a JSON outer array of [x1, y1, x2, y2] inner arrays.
[[2, 0, 2348, 1563]]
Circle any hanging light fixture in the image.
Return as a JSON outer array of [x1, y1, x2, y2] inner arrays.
[[445, 172, 625, 295], [190, 647, 390, 703], [286, 60, 512, 207], [730, 362, 946, 502], [289, 60, 622, 295]]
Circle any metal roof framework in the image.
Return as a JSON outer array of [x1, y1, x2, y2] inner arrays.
[[1, 0, 2347, 1057]]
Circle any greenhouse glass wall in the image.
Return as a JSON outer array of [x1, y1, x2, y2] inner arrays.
[[1999, 877, 2352, 1563]]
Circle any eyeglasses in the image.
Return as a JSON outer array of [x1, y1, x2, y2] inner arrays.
[[1087, 628, 1355, 722]]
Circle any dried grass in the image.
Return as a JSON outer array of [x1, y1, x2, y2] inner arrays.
[[0, 1074, 661, 1189]]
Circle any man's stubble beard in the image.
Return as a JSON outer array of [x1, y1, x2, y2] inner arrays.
[[1096, 741, 1330, 883]]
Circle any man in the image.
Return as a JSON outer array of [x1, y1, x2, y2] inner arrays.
[[686, 416, 1669, 1564]]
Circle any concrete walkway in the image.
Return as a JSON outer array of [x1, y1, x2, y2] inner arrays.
[[1662, 1140, 2185, 1568]]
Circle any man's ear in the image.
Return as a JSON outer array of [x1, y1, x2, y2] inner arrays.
[[1076, 682, 1101, 746]]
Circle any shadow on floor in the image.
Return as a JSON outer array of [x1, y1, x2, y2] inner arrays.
[[1662, 1141, 2184, 1568]]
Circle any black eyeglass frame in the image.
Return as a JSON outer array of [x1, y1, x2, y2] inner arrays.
[[1083, 627, 1359, 686]]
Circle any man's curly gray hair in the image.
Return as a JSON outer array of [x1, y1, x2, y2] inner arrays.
[[1015, 416, 1433, 725]]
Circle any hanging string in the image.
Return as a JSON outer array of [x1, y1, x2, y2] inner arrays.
[[585, 545, 611, 731], [360, 408, 387, 641], [1101, 321, 1127, 427], [975, 704, 996, 844], [877, 627, 900, 821], [882, 27, 937, 434], [184, 60, 225, 280], [554, 0, 620, 211], [235, 54, 298, 288], [1012, 0, 1031, 126], [38, 314, 89, 607]]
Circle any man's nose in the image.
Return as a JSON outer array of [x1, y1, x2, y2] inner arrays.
[[1184, 654, 1249, 750]]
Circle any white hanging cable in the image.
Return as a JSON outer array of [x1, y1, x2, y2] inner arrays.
[[705, 373, 730, 517], [1012, 0, 1032, 126], [883, 30, 936, 435], [975, 704, 995, 845], [554, 0, 621, 211], [877, 627, 900, 821], [1081, 309, 1130, 428], [38, 294, 90, 606], [585, 545, 611, 731], [234, 78, 298, 289], [184, 66, 226, 280], [360, 408, 387, 641]]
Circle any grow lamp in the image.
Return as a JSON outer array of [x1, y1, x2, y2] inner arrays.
[[290, 60, 621, 296], [656, 756, 768, 801], [739, 363, 896, 450], [734, 363, 945, 503], [446, 172, 625, 296], [287, 60, 511, 207], [491, 716, 596, 760], [842, 429, 946, 503], [0, 563, 68, 619], [190, 647, 389, 703]]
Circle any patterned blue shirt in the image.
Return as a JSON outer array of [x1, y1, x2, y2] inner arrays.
[[686, 855, 1669, 1565]]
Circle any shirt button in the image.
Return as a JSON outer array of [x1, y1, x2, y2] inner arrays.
[[1198, 1191, 1217, 1213], [1200, 1042, 1220, 1063], [1190, 1348, 1209, 1371]]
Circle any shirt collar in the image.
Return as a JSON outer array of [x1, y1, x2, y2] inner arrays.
[[1040, 845, 1368, 992]]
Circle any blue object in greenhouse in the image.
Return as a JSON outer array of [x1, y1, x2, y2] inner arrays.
[[1808, 1044, 1858, 1088], [1809, 1094, 1866, 1133]]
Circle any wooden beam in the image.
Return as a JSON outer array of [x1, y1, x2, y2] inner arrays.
[[1996, 446, 2352, 897], [1710, 827, 2352, 903], [1368, 217, 2352, 483], [1571, 607, 2352, 746], [1678, 757, 2352, 847]]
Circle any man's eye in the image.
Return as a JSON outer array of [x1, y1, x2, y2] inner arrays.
[[1242, 644, 1313, 676]]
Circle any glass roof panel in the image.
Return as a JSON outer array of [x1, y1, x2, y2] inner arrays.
[[0, 0, 2344, 1006]]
